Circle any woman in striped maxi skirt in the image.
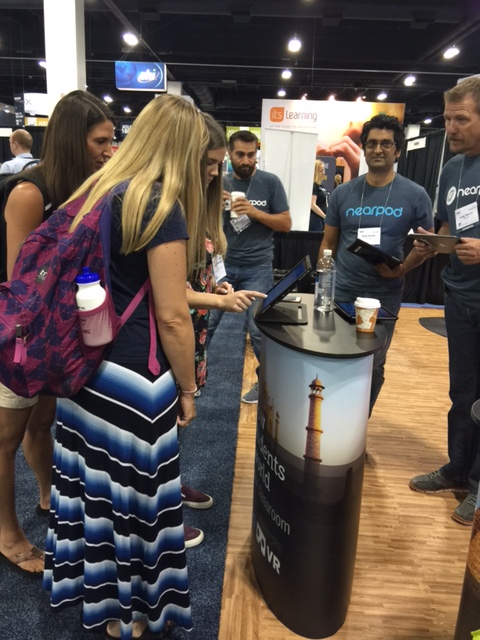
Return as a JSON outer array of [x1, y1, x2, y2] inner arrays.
[[43, 94, 211, 640]]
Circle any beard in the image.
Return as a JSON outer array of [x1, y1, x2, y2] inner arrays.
[[233, 163, 256, 179]]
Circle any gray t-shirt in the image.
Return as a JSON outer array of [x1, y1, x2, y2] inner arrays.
[[223, 169, 289, 266], [437, 154, 480, 309], [326, 173, 433, 296]]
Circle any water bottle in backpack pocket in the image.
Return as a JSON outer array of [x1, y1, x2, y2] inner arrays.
[[75, 267, 116, 347]]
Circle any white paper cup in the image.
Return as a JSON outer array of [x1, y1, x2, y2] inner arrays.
[[354, 297, 381, 333], [230, 191, 246, 218]]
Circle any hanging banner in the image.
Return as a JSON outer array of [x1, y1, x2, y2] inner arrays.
[[14, 95, 24, 126], [261, 99, 405, 181]]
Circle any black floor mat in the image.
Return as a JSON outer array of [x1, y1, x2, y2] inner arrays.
[[419, 316, 447, 338]]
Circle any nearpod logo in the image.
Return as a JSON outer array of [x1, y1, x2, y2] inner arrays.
[[446, 186, 456, 205], [447, 183, 480, 205]]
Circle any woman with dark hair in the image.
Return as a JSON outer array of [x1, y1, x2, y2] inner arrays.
[[0, 90, 114, 576]]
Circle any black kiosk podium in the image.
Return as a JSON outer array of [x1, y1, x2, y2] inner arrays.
[[252, 293, 385, 638]]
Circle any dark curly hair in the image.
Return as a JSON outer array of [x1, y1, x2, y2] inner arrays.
[[360, 114, 405, 151]]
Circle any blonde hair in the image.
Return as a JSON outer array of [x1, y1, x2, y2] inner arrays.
[[313, 160, 325, 185], [444, 76, 480, 114], [67, 94, 209, 277]]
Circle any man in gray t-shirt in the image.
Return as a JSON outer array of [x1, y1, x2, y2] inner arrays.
[[410, 76, 480, 526], [320, 114, 433, 415], [207, 130, 291, 404]]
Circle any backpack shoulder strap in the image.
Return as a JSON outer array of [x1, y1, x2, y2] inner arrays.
[[22, 159, 40, 171], [17, 171, 50, 213]]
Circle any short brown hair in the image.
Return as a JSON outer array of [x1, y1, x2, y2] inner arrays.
[[444, 76, 480, 114], [11, 128, 33, 151]]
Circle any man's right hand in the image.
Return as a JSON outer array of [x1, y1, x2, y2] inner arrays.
[[412, 227, 437, 259]]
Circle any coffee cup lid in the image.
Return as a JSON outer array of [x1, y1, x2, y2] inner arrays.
[[354, 297, 381, 308]]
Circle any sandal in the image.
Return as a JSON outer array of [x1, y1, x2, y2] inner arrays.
[[0, 545, 45, 577], [105, 620, 173, 640], [35, 504, 50, 516]]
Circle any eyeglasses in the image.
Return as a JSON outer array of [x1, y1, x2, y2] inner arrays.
[[364, 139, 396, 150]]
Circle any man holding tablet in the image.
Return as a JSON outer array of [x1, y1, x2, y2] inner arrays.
[[410, 77, 480, 526], [319, 114, 433, 416]]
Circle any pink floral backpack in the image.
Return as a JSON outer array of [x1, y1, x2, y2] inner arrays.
[[0, 181, 158, 398]]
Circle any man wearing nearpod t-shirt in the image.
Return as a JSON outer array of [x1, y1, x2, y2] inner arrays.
[[206, 130, 291, 404], [410, 77, 480, 526], [319, 114, 433, 416]]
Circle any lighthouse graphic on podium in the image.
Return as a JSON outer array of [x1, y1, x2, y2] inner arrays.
[[304, 376, 324, 473]]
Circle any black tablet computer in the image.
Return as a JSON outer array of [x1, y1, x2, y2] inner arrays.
[[334, 301, 398, 323], [256, 255, 312, 325], [347, 238, 402, 270]]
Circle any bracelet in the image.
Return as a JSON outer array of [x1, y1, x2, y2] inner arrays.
[[179, 386, 197, 395]]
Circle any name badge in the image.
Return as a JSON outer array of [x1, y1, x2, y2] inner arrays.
[[455, 202, 479, 232], [230, 214, 252, 234], [358, 227, 381, 245], [212, 254, 227, 282]]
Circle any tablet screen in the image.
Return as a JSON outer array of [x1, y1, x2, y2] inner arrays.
[[257, 256, 312, 317], [334, 301, 398, 322]]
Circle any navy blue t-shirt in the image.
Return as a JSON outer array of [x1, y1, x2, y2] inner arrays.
[[107, 184, 189, 365]]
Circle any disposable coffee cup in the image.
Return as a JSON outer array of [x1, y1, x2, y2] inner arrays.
[[354, 297, 381, 333], [230, 191, 245, 218]]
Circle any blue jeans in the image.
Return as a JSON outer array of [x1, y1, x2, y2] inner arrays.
[[441, 290, 480, 495], [335, 287, 402, 416], [207, 262, 274, 362]]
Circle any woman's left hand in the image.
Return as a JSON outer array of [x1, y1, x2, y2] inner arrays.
[[177, 393, 196, 428]]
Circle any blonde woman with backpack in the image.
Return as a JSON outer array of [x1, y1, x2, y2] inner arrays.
[[43, 95, 210, 640]]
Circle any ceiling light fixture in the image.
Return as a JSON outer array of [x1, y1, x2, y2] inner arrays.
[[443, 45, 460, 59], [123, 32, 139, 46], [123, 106, 132, 113], [103, 95, 113, 103], [277, 88, 286, 97], [288, 35, 301, 53], [404, 74, 416, 86], [328, 94, 336, 101], [377, 91, 387, 101], [38, 60, 47, 69], [423, 118, 432, 124], [281, 69, 292, 80]]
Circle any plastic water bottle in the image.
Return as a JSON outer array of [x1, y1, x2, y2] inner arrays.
[[75, 267, 106, 310], [314, 249, 336, 312]]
